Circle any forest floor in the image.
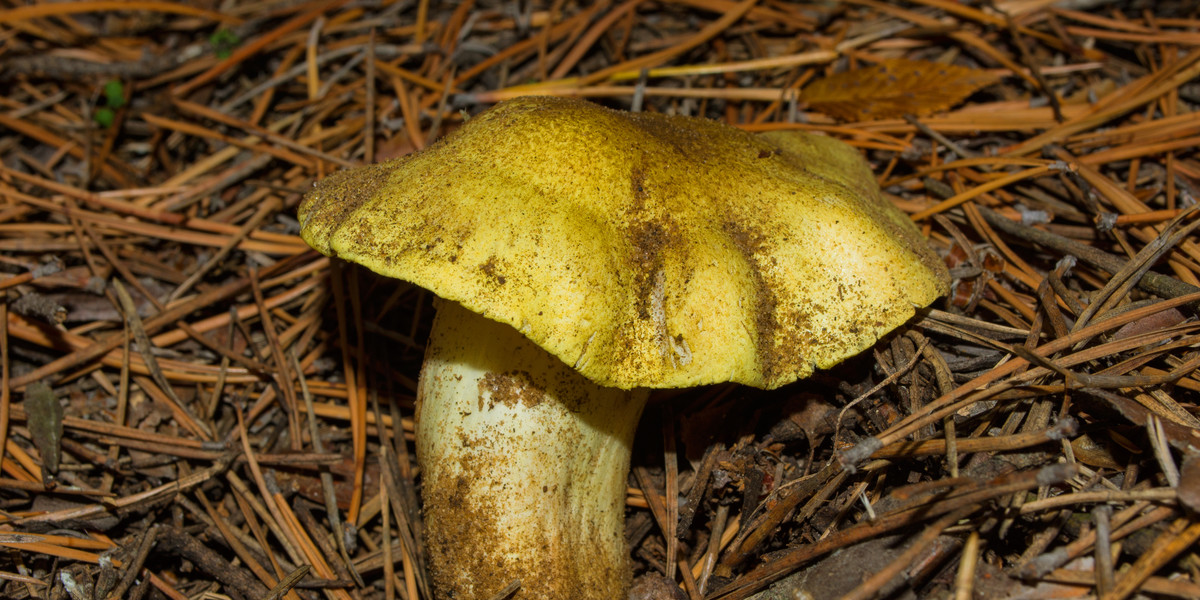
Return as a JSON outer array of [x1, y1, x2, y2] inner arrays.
[[2, 1, 1200, 599]]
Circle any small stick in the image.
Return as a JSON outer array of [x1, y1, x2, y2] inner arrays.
[[1148, 415, 1181, 488], [156, 526, 270, 599], [104, 525, 159, 600], [381, 478, 394, 600], [696, 503, 729, 595], [954, 531, 981, 600], [1094, 506, 1115, 596], [167, 198, 280, 302], [1018, 504, 1174, 578], [977, 206, 1200, 303], [1109, 518, 1200, 600], [486, 580, 520, 600], [263, 565, 310, 600], [663, 402, 678, 581], [0, 303, 9, 487], [194, 493, 285, 595], [678, 557, 701, 600], [294, 351, 363, 587], [872, 418, 1077, 459]]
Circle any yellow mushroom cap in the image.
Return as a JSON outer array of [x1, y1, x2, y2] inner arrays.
[[299, 96, 949, 390]]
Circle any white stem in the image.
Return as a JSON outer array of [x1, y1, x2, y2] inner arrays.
[[416, 300, 648, 599]]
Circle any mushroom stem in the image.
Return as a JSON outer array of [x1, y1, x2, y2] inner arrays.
[[416, 300, 648, 599]]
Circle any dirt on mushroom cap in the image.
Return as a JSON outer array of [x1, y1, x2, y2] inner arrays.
[[298, 95, 949, 390]]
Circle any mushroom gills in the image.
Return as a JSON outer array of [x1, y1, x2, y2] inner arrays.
[[416, 299, 648, 599]]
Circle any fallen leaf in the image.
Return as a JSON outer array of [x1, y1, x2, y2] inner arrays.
[[25, 382, 63, 481], [1178, 454, 1200, 514], [803, 59, 1000, 122], [1070, 433, 1124, 470]]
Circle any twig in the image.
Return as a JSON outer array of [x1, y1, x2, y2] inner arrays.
[[263, 565, 310, 600], [156, 526, 270, 599], [104, 524, 159, 600], [486, 579, 521, 600]]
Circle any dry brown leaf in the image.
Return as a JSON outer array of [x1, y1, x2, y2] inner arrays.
[[803, 59, 1000, 122], [25, 382, 63, 481], [1178, 454, 1200, 515]]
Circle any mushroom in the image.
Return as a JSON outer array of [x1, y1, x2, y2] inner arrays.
[[299, 96, 949, 599]]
